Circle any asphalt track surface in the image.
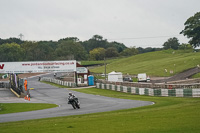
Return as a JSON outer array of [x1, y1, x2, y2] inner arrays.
[[0, 74, 154, 123]]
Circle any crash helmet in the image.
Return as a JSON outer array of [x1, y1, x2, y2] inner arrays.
[[69, 92, 72, 96]]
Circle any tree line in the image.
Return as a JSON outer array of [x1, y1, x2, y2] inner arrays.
[[0, 35, 161, 62]]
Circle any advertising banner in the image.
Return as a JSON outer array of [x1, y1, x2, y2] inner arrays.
[[0, 60, 76, 73], [76, 67, 88, 74]]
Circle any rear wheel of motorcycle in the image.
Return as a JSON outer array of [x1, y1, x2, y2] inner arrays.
[[76, 104, 80, 109], [75, 102, 80, 109]]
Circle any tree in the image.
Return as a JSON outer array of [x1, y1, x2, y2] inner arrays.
[[179, 43, 194, 52], [137, 47, 162, 54], [0, 37, 24, 45], [56, 39, 87, 60], [82, 35, 108, 53], [89, 48, 106, 60], [21, 41, 42, 61], [0, 43, 22, 61], [81, 35, 127, 55], [58, 37, 79, 43], [92, 35, 103, 41], [36, 41, 56, 61], [180, 12, 200, 48], [105, 47, 119, 58], [163, 37, 180, 50], [109, 41, 127, 53], [120, 47, 138, 56]]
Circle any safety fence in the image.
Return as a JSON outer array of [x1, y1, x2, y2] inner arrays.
[[0, 82, 10, 88], [0, 74, 28, 98], [9, 74, 25, 95], [41, 77, 76, 88], [96, 83, 200, 97]]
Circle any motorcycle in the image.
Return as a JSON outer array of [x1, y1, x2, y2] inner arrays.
[[68, 96, 80, 109]]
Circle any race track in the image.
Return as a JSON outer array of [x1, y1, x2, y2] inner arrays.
[[0, 74, 153, 123]]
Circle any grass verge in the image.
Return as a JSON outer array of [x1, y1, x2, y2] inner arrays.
[[0, 103, 58, 114], [0, 88, 200, 133]]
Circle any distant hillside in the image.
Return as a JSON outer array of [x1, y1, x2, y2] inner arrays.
[[89, 49, 200, 77], [80, 58, 124, 66]]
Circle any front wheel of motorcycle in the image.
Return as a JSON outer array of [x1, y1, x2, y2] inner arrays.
[[72, 103, 76, 109]]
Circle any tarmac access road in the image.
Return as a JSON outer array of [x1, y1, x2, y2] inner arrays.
[[0, 74, 154, 123]]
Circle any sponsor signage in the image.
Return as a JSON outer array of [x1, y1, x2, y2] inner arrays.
[[0, 60, 76, 73], [76, 67, 88, 74]]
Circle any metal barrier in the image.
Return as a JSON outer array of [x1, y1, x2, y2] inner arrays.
[[0, 82, 10, 88], [9, 74, 28, 97], [1, 74, 29, 98]]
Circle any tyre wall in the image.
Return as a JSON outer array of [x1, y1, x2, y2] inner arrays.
[[96, 83, 200, 97], [41, 77, 76, 88]]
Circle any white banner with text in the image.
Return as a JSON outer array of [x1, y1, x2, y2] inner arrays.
[[0, 60, 76, 73]]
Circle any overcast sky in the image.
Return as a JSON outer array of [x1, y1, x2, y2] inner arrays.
[[0, 0, 199, 48]]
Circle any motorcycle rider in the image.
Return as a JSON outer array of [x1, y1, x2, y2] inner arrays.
[[68, 92, 80, 108], [68, 92, 76, 99]]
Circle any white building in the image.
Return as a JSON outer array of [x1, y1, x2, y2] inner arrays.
[[108, 71, 123, 82]]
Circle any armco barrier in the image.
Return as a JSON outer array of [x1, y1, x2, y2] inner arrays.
[[41, 77, 76, 87], [0, 82, 10, 88], [96, 83, 200, 97]]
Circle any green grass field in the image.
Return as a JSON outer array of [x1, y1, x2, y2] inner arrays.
[[81, 58, 122, 66], [192, 73, 200, 78], [1, 88, 200, 133], [0, 103, 58, 114], [90, 49, 200, 77]]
